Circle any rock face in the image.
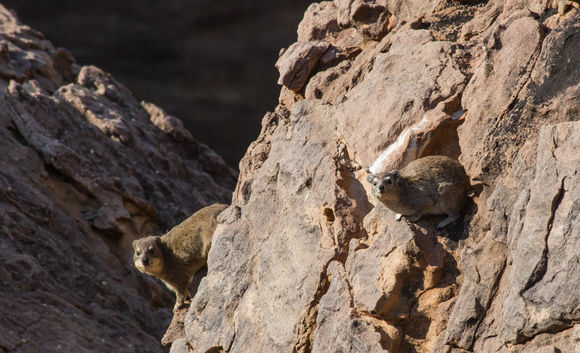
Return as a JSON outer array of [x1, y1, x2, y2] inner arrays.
[[180, 1, 580, 353], [0, 0, 314, 167], [0, 6, 235, 353], [2, 1, 580, 353]]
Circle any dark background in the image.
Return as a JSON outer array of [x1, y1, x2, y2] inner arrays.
[[2, 0, 313, 167]]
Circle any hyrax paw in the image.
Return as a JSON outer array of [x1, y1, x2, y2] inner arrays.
[[406, 215, 422, 222], [173, 299, 192, 312]]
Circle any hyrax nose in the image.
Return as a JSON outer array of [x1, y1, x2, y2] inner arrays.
[[379, 184, 385, 192], [142, 257, 149, 266]]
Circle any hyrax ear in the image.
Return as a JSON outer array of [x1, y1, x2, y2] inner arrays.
[[154, 236, 162, 245], [391, 170, 403, 186], [367, 174, 376, 183], [132, 239, 138, 249]]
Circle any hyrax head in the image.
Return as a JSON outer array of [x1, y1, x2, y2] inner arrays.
[[132, 236, 165, 276], [367, 170, 401, 199]]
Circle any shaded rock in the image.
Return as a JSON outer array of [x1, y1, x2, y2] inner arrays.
[[142, 101, 193, 142], [2, 0, 315, 167], [0, 5, 235, 352], [162, 306, 188, 347]]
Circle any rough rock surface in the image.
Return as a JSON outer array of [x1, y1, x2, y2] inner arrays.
[[0, 5, 235, 353], [1, 0, 315, 167], [180, 1, 580, 353], [2, 1, 580, 353]]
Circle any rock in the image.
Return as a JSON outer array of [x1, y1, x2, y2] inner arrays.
[[162, 306, 188, 347], [501, 121, 580, 343], [142, 101, 193, 142], [168, 338, 190, 353], [349, 1, 393, 40], [186, 101, 346, 353], [368, 93, 464, 175], [181, 1, 580, 353], [2, 0, 315, 166], [311, 261, 402, 353], [275, 41, 330, 92], [334, 27, 467, 170], [298, 2, 341, 42], [0, 5, 235, 353], [334, 0, 394, 40], [2, 0, 580, 352], [458, 15, 543, 181]]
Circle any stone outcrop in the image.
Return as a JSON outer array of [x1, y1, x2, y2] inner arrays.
[[1, 0, 315, 166], [0, 5, 235, 352], [1, 1, 580, 353], [180, 1, 580, 353]]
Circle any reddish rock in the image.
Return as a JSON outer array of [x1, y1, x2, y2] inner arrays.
[[182, 1, 580, 353], [2, 1, 580, 353], [297, 1, 341, 42], [334, 0, 394, 40], [275, 41, 330, 92]]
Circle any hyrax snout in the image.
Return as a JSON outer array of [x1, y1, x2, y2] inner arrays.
[[367, 155, 471, 229], [133, 203, 228, 311]]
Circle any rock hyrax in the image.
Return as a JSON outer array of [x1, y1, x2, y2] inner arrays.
[[367, 155, 470, 229], [133, 203, 227, 311]]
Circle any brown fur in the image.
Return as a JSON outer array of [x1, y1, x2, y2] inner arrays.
[[133, 203, 228, 310], [367, 155, 470, 229]]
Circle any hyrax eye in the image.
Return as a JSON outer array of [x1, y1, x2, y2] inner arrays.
[[136, 250, 141, 256], [385, 178, 392, 185]]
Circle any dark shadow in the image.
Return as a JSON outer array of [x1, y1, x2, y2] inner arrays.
[[190, 266, 208, 299]]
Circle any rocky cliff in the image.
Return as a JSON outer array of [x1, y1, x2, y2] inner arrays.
[[0, 5, 235, 352], [1, 1, 579, 353], [178, 0, 580, 353], [1, 0, 313, 166]]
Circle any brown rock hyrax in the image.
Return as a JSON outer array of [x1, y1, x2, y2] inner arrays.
[[367, 155, 470, 229], [133, 203, 227, 311]]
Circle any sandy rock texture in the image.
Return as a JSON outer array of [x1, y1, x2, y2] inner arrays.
[[180, 1, 580, 353], [0, 5, 235, 353]]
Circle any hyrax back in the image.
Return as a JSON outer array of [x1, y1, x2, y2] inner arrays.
[[367, 155, 470, 229], [133, 203, 227, 311]]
